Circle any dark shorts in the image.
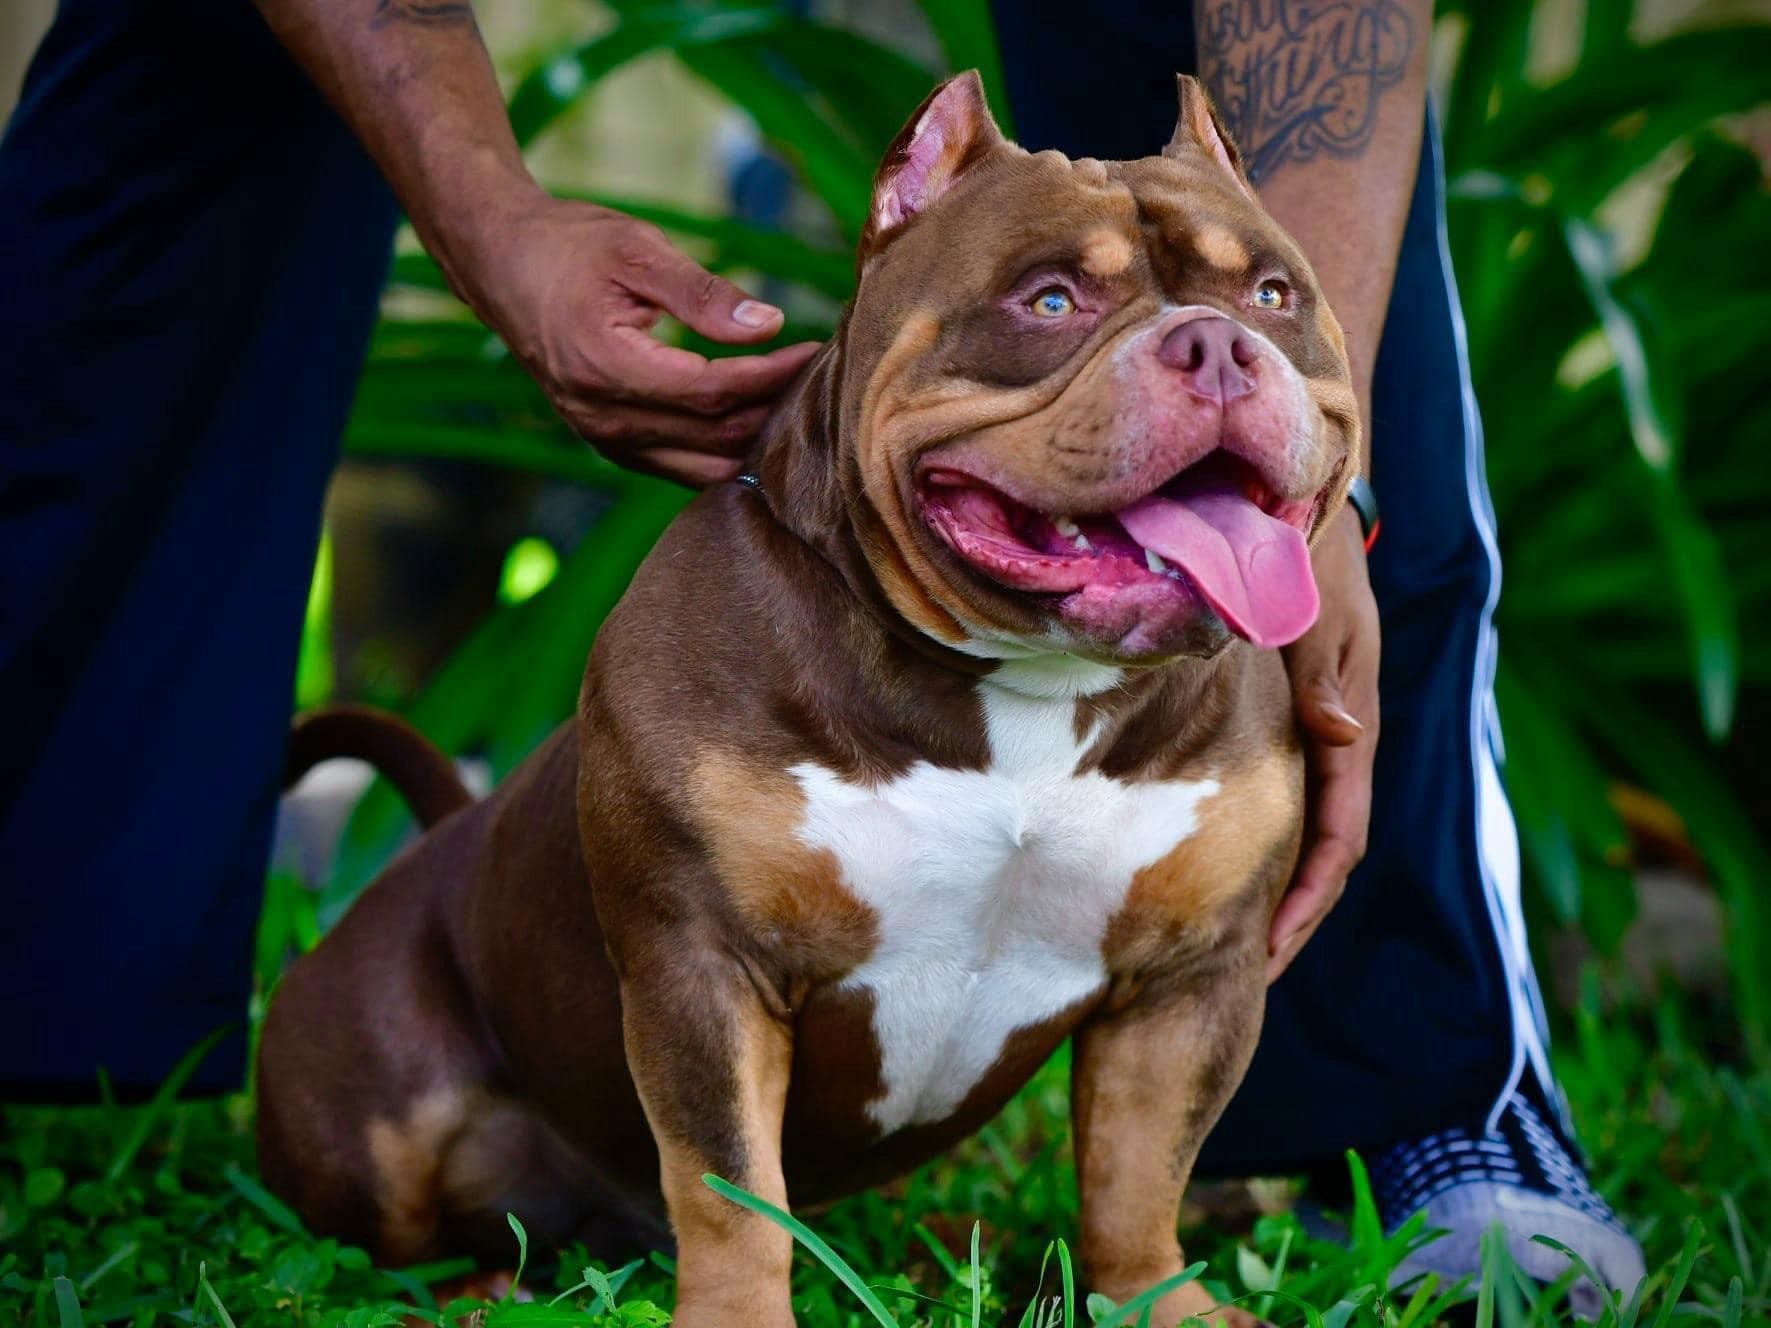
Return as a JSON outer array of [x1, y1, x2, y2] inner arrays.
[[1, 0, 1549, 1168]]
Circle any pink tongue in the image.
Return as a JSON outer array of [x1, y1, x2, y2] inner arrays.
[[1118, 491, 1319, 648]]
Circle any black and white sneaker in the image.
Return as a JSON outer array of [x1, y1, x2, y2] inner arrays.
[[1369, 1082, 1646, 1317]]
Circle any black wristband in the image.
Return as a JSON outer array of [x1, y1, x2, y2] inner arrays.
[[1346, 473, 1380, 550]]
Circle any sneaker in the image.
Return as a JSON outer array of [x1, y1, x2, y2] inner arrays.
[[1369, 1083, 1647, 1318]]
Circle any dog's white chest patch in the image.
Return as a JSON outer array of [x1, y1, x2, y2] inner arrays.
[[790, 683, 1217, 1133]]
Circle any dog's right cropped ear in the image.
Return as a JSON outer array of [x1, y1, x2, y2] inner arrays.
[[1164, 74, 1257, 202], [860, 71, 1006, 262]]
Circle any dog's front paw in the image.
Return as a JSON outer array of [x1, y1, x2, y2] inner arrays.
[[1134, 1279, 1266, 1328], [671, 1290, 796, 1328]]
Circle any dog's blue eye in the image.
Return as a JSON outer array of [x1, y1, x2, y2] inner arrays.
[[1030, 288, 1075, 318], [1253, 280, 1287, 310]]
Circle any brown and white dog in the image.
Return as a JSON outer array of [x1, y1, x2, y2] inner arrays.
[[258, 72, 1358, 1328]]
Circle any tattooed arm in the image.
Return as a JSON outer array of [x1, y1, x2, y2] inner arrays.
[[1196, 0, 1433, 448], [1192, 2, 1433, 979], [252, 0, 818, 485]]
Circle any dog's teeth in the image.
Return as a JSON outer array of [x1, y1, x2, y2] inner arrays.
[[1144, 548, 1167, 574], [1052, 515, 1079, 536], [1073, 534, 1092, 551]]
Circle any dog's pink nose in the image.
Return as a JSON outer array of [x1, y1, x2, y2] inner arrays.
[[1157, 317, 1258, 405]]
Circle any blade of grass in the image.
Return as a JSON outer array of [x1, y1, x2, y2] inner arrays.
[[912, 1222, 965, 1281], [1090, 1264, 1207, 1328], [506, 1213, 530, 1302], [51, 1278, 83, 1328], [703, 1174, 899, 1328], [971, 1221, 983, 1328], [1531, 1237, 1624, 1325], [106, 1026, 231, 1183], [1016, 1241, 1057, 1328], [195, 1263, 238, 1328], [1648, 1222, 1704, 1328], [221, 1163, 305, 1237], [76, 1242, 137, 1297]]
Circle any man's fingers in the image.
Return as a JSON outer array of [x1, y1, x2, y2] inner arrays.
[[1266, 847, 1349, 983], [594, 333, 821, 417], [564, 399, 775, 472], [1292, 670, 1366, 746], [617, 233, 786, 345], [1267, 732, 1375, 981], [623, 447, 745, 489]]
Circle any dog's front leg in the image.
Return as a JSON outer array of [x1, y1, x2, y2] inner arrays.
[[621, 952, 795, 1328], [1072, 939, 1267, 1328]]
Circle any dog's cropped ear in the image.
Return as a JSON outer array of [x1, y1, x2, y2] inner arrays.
[[1164, 74, 1257, 202], [861, 71, 1007, 262]]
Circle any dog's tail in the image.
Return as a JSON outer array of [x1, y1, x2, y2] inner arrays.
[[284, 704, 474, 828]]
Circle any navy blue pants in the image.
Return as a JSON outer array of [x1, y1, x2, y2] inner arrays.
[[0, 0, 398, 1096], [1, 0, 1551, 1168]]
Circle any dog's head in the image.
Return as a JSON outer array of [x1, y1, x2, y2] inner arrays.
[[795, 72, 1357, 664]]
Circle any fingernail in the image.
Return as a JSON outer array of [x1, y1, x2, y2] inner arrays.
[[733, 299, 780, 329], [1323, 701, 1364, 732]]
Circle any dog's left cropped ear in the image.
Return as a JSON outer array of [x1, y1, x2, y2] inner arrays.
[[861, 71, 1007, 262], [1164, 74, 1257, 202]]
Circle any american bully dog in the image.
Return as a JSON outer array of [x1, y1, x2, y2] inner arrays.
[[259, 71, 1359, 1328]]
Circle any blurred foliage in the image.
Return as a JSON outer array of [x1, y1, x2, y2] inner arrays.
[[1435, 1, 1771, 1053], [321, 1, 1771, 1050]]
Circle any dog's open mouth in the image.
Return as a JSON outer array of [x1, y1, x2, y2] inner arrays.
[[918, 450, 1322, 649]]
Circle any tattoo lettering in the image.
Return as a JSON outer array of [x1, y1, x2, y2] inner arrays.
[[1198, 1, 1413, 182], [369, 0, 475, 29]]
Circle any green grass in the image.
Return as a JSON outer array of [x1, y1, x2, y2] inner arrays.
[[2, 981, 1764, 1328]]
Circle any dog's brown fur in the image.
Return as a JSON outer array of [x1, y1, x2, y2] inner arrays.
[[259, 74, 1356, 1328]]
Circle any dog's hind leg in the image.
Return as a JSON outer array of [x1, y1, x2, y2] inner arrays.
[[256, 817, 613, 1265]]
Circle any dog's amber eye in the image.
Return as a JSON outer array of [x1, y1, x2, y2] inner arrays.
[[1030, 287, 1076, 318], [1253, 280, 1288, 311]]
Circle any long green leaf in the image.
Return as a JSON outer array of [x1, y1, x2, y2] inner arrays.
[[1089, 1264, 1206, 1328], [913, 0, 1013, 128], [106, 1026, 232, 1183], [507, 6, 786, 145], [673, 42, 878, 236], [703, 1174, 900, 1328], [1560, 214, 1737, 736], [1464, 28, 1771, 211]]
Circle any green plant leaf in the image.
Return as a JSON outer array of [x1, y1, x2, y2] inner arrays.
[[507, 6, 786, 145], [1089, 1264, 1205, 1328], [1559, 215, 1737, 737], [702, 1174, 900, 1328], [106, 1026, 232, 1183]]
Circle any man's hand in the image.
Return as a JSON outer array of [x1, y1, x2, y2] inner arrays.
[[466, 198, 820, 488], [250, 1, 818, 489], [1270, 506, 1379, 982]]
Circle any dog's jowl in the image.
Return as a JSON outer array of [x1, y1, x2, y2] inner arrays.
[[259, 71, 1357, 1328]]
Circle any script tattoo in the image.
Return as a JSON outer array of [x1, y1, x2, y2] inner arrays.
[[369, 0, 475, 28], [1198, 1, 1413, 182]]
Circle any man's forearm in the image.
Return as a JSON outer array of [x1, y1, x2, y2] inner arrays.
[[1195, 1, 1434, 472], [253, 0, 541, 309]]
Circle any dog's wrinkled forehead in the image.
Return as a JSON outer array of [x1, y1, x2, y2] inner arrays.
[[844, 72, 1333, 387]]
